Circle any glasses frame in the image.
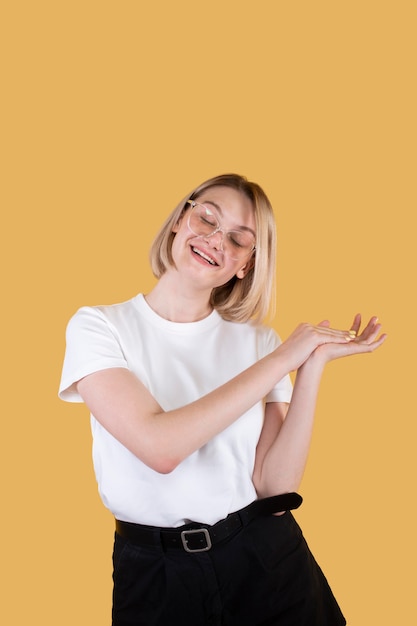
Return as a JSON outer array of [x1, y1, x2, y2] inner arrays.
[[185, 200, 256, 261]]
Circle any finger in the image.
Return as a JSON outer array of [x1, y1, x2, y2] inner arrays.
[[312, 325, 356, 343], [372, 333, 388, 349], [360, 322, 383, 345], [357, 316, 380, 341], [350, 313, 362, 336]]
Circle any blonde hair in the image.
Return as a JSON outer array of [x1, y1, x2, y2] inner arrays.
[[149, 174, 277, 323]]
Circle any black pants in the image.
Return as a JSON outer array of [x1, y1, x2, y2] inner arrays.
[[112, 511, 346, 626]]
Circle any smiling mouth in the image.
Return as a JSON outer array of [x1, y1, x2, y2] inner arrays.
[[191, 246, 219, 266]]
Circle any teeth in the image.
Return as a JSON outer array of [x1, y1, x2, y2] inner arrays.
[[192, 247, 217, 265]]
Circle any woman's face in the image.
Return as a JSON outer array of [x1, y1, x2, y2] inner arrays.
[[171, 185, 256, 289]]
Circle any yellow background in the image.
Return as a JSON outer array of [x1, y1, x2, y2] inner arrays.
[[1, 1, 415, 624]]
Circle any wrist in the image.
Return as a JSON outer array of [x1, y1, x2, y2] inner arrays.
[[299, 348, 327, 373]]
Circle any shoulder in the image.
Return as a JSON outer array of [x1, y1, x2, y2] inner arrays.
[[67, 294, 140, 334]]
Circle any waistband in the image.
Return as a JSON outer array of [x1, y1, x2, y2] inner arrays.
[[115, 492, 302, 553]]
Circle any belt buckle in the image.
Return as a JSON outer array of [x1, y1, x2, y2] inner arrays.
[[180, 528, 212, 553]]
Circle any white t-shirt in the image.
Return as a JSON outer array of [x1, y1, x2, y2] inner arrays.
[[59, 294, 292, 526]]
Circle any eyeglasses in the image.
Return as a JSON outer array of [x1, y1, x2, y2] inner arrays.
[[186, 200, 256, 261]]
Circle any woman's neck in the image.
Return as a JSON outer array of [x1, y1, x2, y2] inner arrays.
[[144, 275, 213, 323]]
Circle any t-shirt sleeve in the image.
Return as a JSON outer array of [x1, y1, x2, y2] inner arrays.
[[58, 306, 128, 403], [262, 327, 293, 404]]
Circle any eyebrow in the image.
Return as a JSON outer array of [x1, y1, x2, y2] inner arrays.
[[201, 200, 256, 237]]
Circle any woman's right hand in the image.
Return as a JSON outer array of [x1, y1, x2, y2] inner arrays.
[[275, 322, 355, 372]]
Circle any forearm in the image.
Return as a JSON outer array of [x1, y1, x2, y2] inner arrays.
[[78, 347, 295, 474], [255, 353, 326, 496], [144, 349, 295, 470], [255, 314, 386, 496]]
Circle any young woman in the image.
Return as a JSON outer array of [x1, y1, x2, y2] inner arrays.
[[59, 173, 386, 625]]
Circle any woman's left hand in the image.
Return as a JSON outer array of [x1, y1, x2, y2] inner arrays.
[[312, 314, 387, 365]]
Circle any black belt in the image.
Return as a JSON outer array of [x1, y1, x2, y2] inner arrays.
[[115, 492, 302, 553]]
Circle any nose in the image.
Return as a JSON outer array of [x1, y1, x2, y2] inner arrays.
[[204, 229, 224, 251]]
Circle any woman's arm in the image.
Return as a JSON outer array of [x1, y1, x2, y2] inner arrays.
[[77, 322, 356, 474], [253, 315, 386, 497], [253, 356, 326, 496]]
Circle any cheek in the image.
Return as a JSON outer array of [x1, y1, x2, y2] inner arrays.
[[172, 213, 194, 236], [223, 260, 245, 281]]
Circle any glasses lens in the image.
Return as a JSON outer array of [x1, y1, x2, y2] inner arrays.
[[189, 204, 219, 235], [226, 231, 255, 259]]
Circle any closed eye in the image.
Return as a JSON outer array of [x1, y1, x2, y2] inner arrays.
[[228, 235, 244, 248], [199, 215, 217, 228]]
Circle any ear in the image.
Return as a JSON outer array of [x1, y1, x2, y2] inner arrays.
[[236, 256, 255, 280], [172, 214, 183, 233]]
